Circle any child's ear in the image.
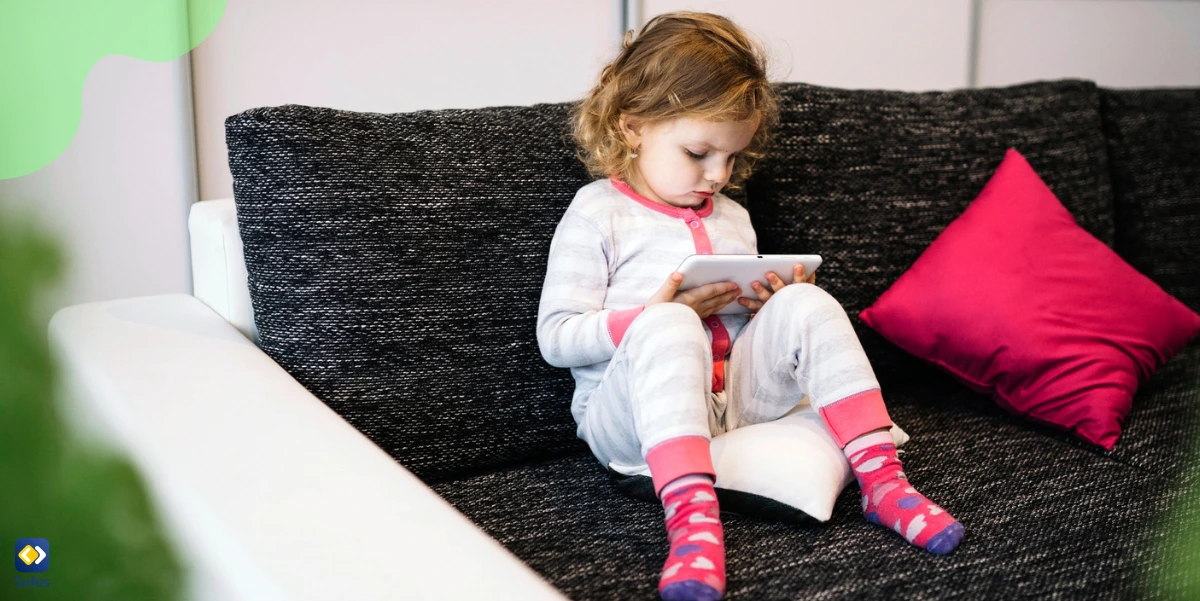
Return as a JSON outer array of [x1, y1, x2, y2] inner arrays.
[[618, 114, 642, 147]]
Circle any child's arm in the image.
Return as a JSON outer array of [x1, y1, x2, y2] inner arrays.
[[536, 211, 630, 368]]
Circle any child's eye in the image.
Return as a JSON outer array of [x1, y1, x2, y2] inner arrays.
[[685, 150, 740, 161]]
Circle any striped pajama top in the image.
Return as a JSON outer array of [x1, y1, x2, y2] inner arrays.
[[536, 176, 759, 427]]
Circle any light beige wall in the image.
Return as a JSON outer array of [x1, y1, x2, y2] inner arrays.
[[0, 55, 196, 319], [6, 1, 1197, 317], [192, 0, 624, 201], [640, 0, 1200, 91], [638, 0, 976, 91], [194, 0, 1200, 202], [977, 0, 1200, 88]]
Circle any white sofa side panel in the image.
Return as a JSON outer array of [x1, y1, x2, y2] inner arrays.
[[48, 294, 568, 601], [188, 198, 258, 342]]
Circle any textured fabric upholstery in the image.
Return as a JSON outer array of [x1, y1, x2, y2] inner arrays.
[[1101, 88, 1200, 313], [227, 102, 593, 482], [431, 346, 1200, 600], [226, 79, 1200, 599], [226, 80, 1118, 480], [744, 80, 1116, 388]]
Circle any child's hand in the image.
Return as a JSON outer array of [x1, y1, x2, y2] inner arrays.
[[647, 272, 742, 319], [739, 263, 816, 313]]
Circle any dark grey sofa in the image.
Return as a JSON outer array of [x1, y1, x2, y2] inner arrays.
[[225, 79, 1200, 600]]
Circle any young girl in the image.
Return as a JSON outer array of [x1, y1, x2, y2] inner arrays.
[[537, 12, 964, 601]]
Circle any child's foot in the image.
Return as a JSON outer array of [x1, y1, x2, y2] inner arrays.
[[658, 479, 726, 601], [848, 440, 964, 554]]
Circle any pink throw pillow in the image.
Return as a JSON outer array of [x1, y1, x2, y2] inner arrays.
[[860, 148, 1200, 450]]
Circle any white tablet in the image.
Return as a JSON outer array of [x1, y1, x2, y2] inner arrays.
[[676, 254, 823, 315]]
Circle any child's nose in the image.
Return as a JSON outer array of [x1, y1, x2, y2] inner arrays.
[[705, 164, 730, 187]]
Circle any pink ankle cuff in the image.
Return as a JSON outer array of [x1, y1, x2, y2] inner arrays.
[[645, 435, 716, 497], [818, 389, 894, 448]]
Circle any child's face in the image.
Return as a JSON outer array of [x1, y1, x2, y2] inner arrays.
[[620, 115, 759, 208]]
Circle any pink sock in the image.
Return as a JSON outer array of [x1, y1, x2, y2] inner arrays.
[[658, 477, 725, 601], [845, 431, 965, 554], [645, 436, 725, 601]]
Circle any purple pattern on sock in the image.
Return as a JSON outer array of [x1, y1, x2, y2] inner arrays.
[[849, 440, 964, 555]]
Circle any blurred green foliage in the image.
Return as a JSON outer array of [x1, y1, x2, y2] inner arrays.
[[1148, 433, 1200, 599], [0, 214, 184, 599]]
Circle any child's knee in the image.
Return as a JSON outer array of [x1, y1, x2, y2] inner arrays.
[[766, 283, 853, 330], [772, 282, 842, 310], [624, 302, 709, 355], [629, 302, 703, 335]]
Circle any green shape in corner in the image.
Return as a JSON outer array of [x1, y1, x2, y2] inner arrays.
[[0, 0, 225, 180]]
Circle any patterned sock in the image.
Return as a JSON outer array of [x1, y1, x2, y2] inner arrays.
[[657, 477, 726, 601], [846, 435, 965, 555]]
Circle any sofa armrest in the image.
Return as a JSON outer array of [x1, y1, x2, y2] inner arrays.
[[48, 294, 567, 601]]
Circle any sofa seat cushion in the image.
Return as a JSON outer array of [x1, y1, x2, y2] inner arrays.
[[432, 344, 1200, 600], [746, 79, 1116, 389]]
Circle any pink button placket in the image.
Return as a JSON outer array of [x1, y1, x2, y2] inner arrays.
[[609, 177, 732, 391], [707, 317, 731, 392]]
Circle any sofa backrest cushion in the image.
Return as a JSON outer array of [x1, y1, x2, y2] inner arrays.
[[226, 80, 1120, 480], [745, 80, 1116, 387], [1101, 88, 1200, 314], [226, 103, 593, 482]]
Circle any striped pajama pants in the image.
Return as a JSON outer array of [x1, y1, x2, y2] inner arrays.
[[576, 283, 894, 481]]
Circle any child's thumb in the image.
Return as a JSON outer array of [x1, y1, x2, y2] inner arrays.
[[650, 272, 683, 304]]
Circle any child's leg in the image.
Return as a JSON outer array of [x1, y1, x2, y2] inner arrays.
[[577, 302, 718, 475], [726, 284, 963, 554], [724, 283, 884, 433], [576, 302, 726, 600]]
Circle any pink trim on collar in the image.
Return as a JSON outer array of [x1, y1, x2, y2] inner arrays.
[[609, 176, 714, 219], [606, 175, 728, 392]]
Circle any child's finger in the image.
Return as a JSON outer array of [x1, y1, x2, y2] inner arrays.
[[766, 272, 787, 293], [739, 297, 764, 312], [749, 280, 772, 302], [700, 282, 740, 303], [795, 264, 806, 285], [649, 271, 684, 304], [716, 289, 742, 307], [687, 281, 732, 306], [702, 290, 741, 314]]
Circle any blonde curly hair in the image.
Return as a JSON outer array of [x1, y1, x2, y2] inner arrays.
[[572, 11, 780, 194]]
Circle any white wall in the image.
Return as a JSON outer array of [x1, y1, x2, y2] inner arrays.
[[201, 0, 1199, 202], [638, 0, 975, 91], [192, 0, 625, 201], [977, 0, 1200, 88], [3, 0, 1197, 317], [0, 55, 196, 321]]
